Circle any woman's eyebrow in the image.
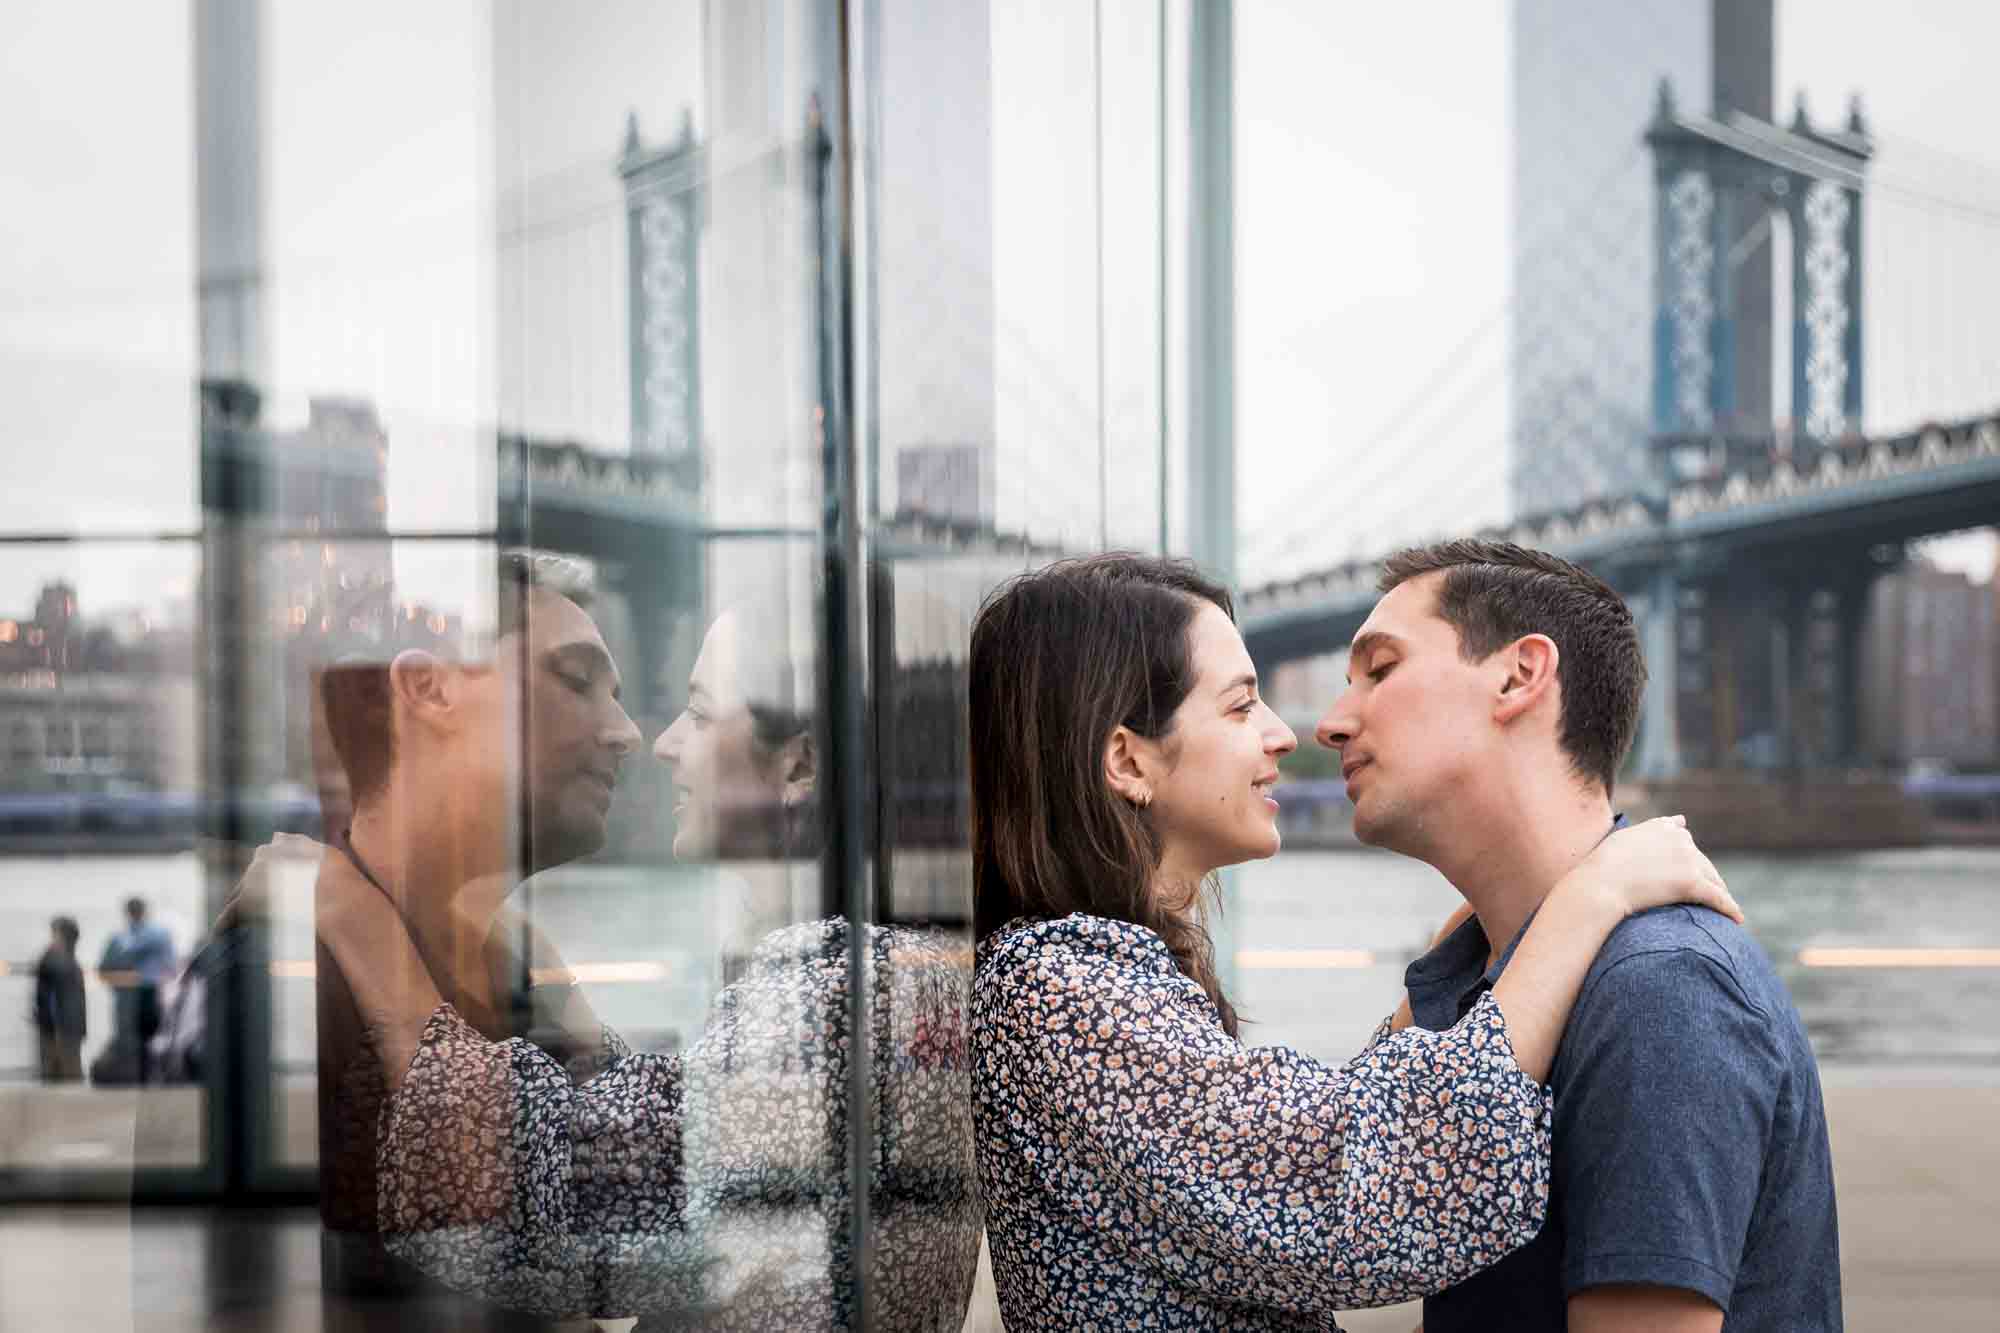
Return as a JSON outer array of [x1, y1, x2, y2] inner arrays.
[[1217, 671, 1258, 698]]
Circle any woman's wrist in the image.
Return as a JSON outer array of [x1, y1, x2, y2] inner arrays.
[[1547, 860, 1631, 936]]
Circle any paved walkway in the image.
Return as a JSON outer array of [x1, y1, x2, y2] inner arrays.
[[2, 1079, 1993, 1329]]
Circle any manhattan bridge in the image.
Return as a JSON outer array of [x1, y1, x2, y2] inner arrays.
[[1232, 79, 1999, 820]]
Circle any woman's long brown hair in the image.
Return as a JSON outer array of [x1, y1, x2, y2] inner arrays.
[[968, 553, 1240, 1035]]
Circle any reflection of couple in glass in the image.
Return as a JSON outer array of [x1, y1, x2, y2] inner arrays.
[[309, 552, 976, 1329]]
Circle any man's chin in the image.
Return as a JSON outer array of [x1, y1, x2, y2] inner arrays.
[[531, 814, 609, 870]]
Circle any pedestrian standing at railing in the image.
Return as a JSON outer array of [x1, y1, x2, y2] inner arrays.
[[32, 915, 86, 1082], [98, 897, 175, 1085]]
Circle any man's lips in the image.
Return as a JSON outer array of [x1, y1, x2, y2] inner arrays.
[[1341, 758, 1369, 785]]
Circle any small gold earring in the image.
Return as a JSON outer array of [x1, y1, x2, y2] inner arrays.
[[1133, 789, 1152, 810]]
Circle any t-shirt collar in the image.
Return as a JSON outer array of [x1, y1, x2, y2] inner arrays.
[[1478, 811, 1632, 984], [1404, 813, 1631, 1021]]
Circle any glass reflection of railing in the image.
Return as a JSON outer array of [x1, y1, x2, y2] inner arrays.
[[0, 788, 322, 847]]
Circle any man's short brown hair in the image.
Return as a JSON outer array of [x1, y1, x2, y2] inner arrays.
[[1379, 539, 1645, 793], [320, 551, 595, 806]]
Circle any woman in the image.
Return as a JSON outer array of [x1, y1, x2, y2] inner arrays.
[[967, 553, 1736, 1329], [319, 601, 980, 1330]]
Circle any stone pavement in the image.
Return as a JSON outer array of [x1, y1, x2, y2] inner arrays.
[[1, 1079, 1992, 1329]]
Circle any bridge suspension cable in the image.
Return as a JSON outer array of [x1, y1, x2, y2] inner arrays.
[[1242, 145, 1651, 577]]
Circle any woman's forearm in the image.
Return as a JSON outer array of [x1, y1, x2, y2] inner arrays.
[[1487, 873, 1625, 1083], [318, 890, 446, 1095]]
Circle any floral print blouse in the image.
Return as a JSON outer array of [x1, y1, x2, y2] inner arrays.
[[374, 918, 981, 1330], [973, 914, 1554, 1331]]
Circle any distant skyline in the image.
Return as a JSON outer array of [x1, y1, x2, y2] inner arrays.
[[2, 1, 1996, 618]]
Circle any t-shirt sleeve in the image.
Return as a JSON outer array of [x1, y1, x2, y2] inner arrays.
[[1553, 945, 1783, 1309]]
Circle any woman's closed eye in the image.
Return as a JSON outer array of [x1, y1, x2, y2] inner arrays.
[[1368, 661, 1396, 683]]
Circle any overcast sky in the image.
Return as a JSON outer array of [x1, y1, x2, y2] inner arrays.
[[2, 0, 1996, 619]]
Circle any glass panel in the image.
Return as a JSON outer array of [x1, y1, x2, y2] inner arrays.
[[0, 0, 208, 1186], [2, 0, 1189, 1327]]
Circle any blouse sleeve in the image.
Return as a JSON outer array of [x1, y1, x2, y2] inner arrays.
[[376, 1006, 711, 1319], [993, 942, 1552, 1314]]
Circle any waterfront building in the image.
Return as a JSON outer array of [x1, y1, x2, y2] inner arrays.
[[1859, 562, 2000, 767]]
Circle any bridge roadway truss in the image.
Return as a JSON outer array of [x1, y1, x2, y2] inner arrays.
[[1239, 411, 2000, 779]]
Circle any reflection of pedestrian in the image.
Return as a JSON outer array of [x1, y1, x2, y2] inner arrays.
[[32, 916, 85, 1082], [100, 897, 174, 1085]]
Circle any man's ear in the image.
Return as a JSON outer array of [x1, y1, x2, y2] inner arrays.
[[778, 731, 816, 807], [387, 649, 456, 735], [1493, 633, 1560, 727], [1103, 725, 1155, 808]]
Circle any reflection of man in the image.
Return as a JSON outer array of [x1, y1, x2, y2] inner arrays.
[[1318, 541, 1839, 1332], [33, 916, 86, 1081], [315, 550, 640, 1323], [101, 897, 174, 1084]]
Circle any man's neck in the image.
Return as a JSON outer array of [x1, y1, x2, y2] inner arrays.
[[1427, 779, 1614, 968], [344, 777, 518, 1019]]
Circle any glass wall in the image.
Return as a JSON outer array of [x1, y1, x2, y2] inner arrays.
[[1, 1, 1186, 1326]]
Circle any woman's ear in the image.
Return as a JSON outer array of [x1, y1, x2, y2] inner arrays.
[[1103, 725, 1155, 809], [1493, 633, 1560, 727], [778, 731, 816, 808]]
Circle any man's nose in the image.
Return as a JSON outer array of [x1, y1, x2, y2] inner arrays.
[[604, 701, 642, 756], [1315, 691, 1356, 750]]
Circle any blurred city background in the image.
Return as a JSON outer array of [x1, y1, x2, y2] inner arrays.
[[1, 0, 1995, 1328]]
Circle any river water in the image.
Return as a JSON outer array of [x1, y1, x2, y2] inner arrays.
[[3, 846, 1997, 1076]]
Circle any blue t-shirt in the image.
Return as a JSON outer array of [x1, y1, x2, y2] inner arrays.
[[1406, 899, 1842, 1330], [103, 921, 176, 986]]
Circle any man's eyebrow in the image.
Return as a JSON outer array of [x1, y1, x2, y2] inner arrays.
[[546, 641, 621, 690], [1346, 631, 1403, 676]]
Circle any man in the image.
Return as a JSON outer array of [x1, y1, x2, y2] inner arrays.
[[33, 916, 85, 1081], [100, 897, 175, 1083], [1317, 539, 1839, 1332], [310, 550, 641, 1325]]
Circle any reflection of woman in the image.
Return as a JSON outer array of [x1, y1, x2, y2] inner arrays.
[[321, 606, 979, 1330], [966, 555, 1736, 1329]]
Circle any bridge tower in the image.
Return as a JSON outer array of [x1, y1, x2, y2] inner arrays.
[[1635, 82, 1876, 780], [1646, 80, 1871, 450], [598, 113, 707, 722]]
